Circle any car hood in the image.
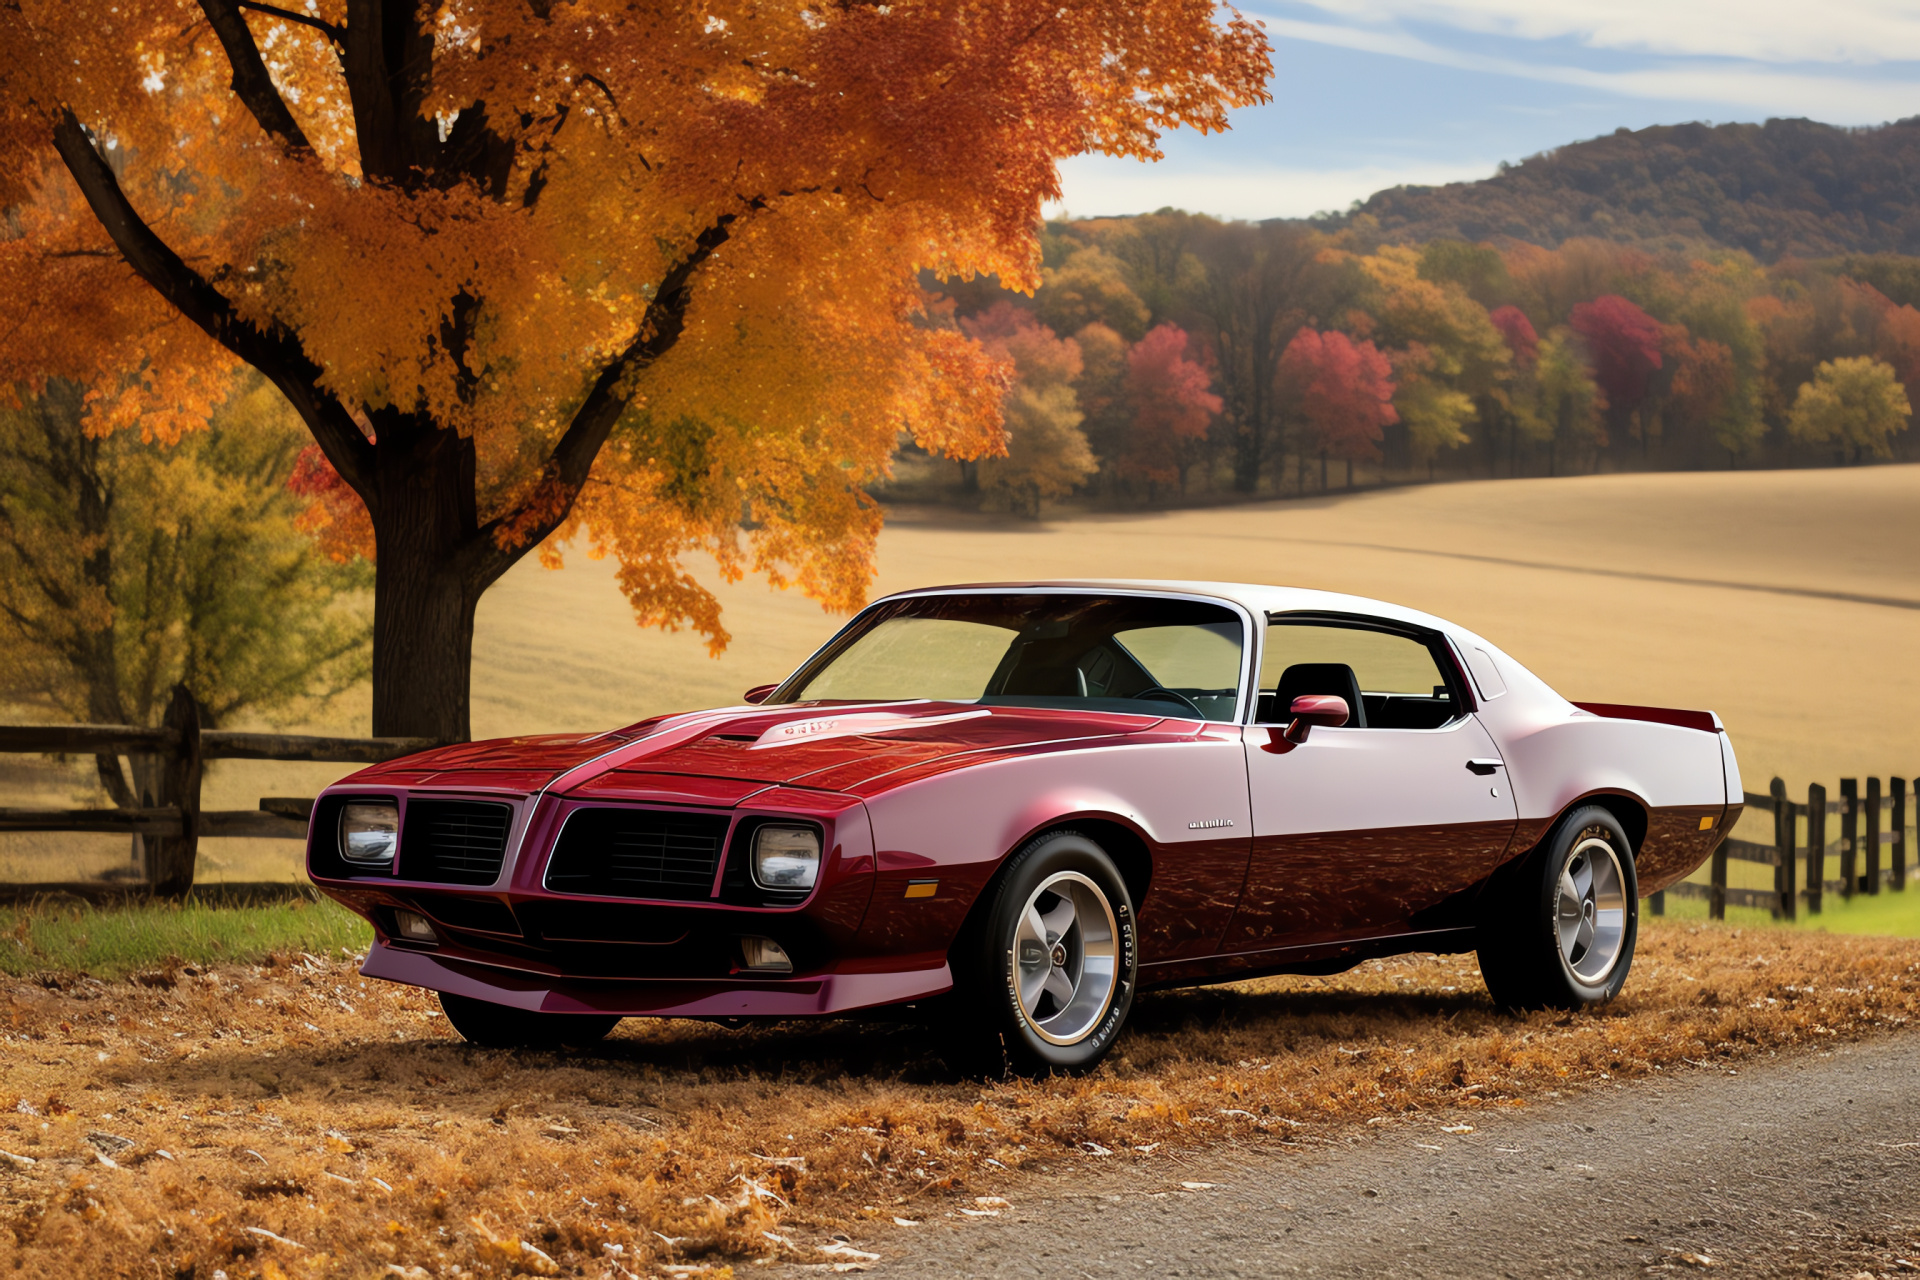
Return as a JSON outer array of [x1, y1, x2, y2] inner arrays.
[[346, 702, 1188, 798]]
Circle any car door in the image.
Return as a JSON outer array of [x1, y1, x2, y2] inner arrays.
[[1221, 615, 1518, 955]]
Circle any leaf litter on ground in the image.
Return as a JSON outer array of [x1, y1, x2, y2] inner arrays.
[[0, 921, 1916, 1276]]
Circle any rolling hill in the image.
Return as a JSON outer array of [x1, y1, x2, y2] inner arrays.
[[1347, 117, 1920, 261]]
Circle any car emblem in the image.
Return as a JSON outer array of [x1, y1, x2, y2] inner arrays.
[[1187, 818, 1234, 830]]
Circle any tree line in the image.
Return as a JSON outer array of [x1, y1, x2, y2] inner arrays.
[[908, 214, 1919, 515]]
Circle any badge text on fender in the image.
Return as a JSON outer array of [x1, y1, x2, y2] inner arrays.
[[1187, 818, 1234, 830]]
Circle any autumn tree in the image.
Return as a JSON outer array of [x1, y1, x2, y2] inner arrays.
[[0, 0, 1271, 739], [958, 304, 1095, 519], [1277, 327, 1396, 489], [1488, 306, 1539, 369], [1569, 294, 1665, 451], [1355, 247, 1508, 474], [1787, 357, 1912, 461], [1527, 329, 1605, 475], [1069, 322, 1131, 491], [1121, 323, 1220, 495], [1037, 247, 1151, 342], [0, 376, 371, 807]]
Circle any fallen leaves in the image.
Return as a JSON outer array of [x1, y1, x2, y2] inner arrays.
[[0, 923, 1915, 1278]]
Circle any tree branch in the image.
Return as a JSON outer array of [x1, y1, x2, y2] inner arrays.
[[236, 0, 345, 46], [197, 0, 313, 150], [51, 110, 377, 503], [466, 204, 758, 585]]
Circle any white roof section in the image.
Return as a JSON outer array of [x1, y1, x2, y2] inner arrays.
[[876, 579, 1464, 636]]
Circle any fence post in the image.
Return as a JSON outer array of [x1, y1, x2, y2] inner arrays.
[[1840, 778, 1859, 900], [1709, 834, 1728, 920], [1807, 782, 1827, 915], [1772, 777, 1796, 921], [146, 685, 202, 896], [1895, 777, 1909, 892], [1866, 777, 1883, 895]]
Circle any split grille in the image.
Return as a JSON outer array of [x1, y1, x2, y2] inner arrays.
[[545, 807, 731, 900], [397, 800, 514, 886]]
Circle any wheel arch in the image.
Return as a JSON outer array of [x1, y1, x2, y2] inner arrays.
[[945, 811, 1156, 965], [1574, 790, 1649, 856]]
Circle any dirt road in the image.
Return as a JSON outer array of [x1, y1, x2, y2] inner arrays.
[[892, 1035, 1920, 1277]]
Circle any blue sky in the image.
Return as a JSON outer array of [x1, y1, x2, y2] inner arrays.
[[1047, 0, 1920, 221]]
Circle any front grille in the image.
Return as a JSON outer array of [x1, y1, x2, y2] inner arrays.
[[398, 799, 514, 886], [545, 807, 730, 900]]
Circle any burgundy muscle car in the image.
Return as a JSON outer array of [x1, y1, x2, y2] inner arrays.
[[307, 582, 1740, 1072]]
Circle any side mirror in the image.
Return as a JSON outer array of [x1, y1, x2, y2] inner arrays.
[[1284, 694, 1350, 744], [742, 684, 778, 705]]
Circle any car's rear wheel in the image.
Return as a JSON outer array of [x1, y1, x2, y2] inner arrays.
[[1477, 805, 1638, 1010], [438, 991, 622, 1049], [951, 831, 1137, 1076]]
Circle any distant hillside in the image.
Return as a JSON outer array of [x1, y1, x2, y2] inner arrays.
[[1350, 118, 1920, 261]]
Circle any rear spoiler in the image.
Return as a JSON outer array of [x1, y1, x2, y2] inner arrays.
[[1571, 702, 1721, 734]]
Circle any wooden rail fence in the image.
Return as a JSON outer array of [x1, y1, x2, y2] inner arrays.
[[0, 685, 436, 897], [1653, 776, 1918, 920]]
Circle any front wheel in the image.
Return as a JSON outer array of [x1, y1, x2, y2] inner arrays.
[[1477, 806, 1638, 1010], [439, 991, 622, 1049], [952, 831, 1137, 1076]]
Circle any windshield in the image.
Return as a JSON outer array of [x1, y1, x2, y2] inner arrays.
[[778, 593, 1246, 721]]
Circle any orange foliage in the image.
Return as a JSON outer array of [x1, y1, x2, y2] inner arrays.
[[0, 0, 1273, 679]]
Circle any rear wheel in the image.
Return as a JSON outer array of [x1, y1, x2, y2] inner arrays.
[[950, 831, 1137, 1076], [438, 991, 621, 1049], [1478, 806, 1638, 1010]]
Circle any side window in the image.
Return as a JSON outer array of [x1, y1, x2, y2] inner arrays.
[[1256, 620, 1463, 729]]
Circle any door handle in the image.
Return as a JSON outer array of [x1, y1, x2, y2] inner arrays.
[[1466, 759, 1503, 775]]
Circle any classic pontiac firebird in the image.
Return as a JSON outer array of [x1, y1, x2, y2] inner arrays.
[[308, 581, 1740, 1071]]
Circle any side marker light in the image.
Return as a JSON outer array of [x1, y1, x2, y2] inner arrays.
[[904, 880, 938, 899]]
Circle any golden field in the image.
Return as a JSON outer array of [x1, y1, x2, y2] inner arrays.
[[4, 463, 1919, 883]]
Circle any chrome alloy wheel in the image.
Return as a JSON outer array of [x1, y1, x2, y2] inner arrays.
[[1556, 832, 1629, 985], [1011, 870, 1120, 1046]]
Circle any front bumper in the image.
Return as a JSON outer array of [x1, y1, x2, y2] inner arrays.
[[364, 940, 952, 1017]]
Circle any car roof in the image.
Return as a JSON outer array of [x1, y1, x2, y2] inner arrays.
[[875, 580, 1462, 636]]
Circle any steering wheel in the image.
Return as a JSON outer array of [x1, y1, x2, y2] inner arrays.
[[1134, 686, 1205, 717]]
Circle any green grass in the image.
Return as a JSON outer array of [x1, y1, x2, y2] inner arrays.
[[0, 893, 372, 979], [1654, 884, 1920, 937]]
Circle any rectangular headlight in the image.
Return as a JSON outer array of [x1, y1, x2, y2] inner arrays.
[[752, 825, 821, 890], [339, 800, 399, 865]]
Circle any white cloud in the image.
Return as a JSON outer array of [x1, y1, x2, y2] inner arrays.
[[1255, 10, 1920, 122], [1286, 0, 1920, 64], [1045, 155, 1501, 222]]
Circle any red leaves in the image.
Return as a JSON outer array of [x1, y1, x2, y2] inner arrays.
[[1121, 324, 1220, 485], [1488, 305, 1539, 369], [286, 444, 373, 564], [1278, 327, 1397, 463], [1569, 294, 1664, 414]]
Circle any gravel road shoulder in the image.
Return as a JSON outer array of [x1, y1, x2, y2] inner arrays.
[[879, 1035, 1920, 1277]]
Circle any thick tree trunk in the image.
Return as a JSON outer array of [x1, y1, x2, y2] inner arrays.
[[369, 420, 483, 741]]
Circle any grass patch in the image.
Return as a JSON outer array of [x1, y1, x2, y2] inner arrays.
[[0, 893, 370, 978], [1658, 883, 1920, 936]]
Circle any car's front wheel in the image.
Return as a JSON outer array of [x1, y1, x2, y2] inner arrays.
[[953, 830, 1137, 1075], [1477, 805, 1638, 1010], [438, 991, 622, 1049]]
